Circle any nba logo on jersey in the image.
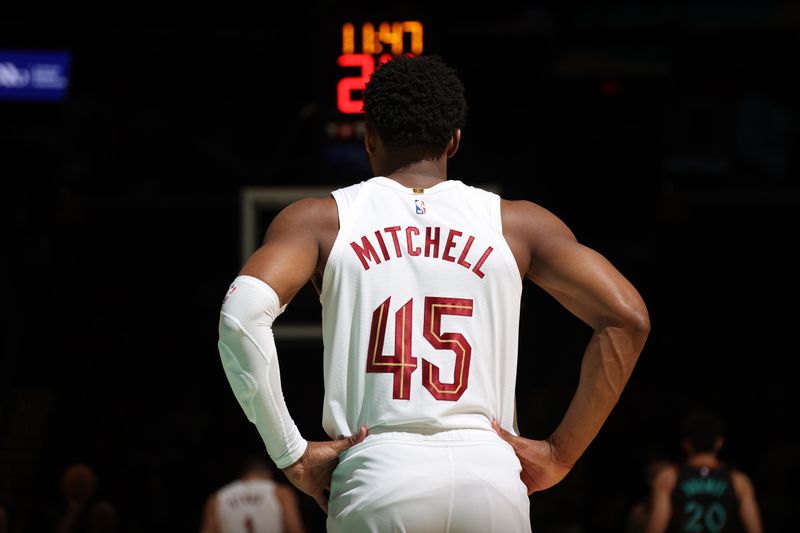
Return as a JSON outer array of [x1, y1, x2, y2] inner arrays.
[[415, 199, 426, 214]]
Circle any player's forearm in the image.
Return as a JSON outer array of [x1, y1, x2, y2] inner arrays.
[[549, 322, 647, 468], [218, 275, 308, 468]]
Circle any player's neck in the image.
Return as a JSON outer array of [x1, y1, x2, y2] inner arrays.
[[381, 160, 448, 189], [242, 472, 271, 481], [687, 453, 721, 468]]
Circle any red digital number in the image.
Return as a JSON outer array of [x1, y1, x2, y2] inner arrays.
[[366, 296, 473, 401], [337, 53, 374, 114]]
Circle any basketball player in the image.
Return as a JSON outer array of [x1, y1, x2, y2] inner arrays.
[[217, 55, 650, 532], [645, 409, 764, 533], [200, 456, 306, 533]]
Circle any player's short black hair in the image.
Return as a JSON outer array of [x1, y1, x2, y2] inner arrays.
[[363, 54, 467, 161], [241, 455, 272, 476], [682, 408, 724, 453]]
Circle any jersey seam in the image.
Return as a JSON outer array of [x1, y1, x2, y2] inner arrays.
[[490, 192, 525, 291], [320, 184, 365, 305]]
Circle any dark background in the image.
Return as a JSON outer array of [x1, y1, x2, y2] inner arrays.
[[2, 4, 799, 532]]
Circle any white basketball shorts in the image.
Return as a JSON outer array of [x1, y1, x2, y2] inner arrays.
[[327, 429, 532, 533]]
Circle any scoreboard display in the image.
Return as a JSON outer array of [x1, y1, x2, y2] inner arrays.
[[336, 21, 424, 114]]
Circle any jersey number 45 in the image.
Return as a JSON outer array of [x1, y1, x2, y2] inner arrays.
[[366, 296, 473, 401]]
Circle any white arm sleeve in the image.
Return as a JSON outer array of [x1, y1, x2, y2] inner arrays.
[[217, 275, 308, 469]]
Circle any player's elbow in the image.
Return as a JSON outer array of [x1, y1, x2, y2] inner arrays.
[[609, 300, 650, 352], [626, 304, 650, 341]]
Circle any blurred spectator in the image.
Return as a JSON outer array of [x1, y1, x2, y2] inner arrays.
[[36, 462, 120, 533]]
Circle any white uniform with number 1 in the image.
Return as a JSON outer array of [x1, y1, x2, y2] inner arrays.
[[321, 177, 531, 532], [216, 479, 283, 533]]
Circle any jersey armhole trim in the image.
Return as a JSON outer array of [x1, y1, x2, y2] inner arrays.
[[320, 183, 364, 304], [491, 193, 524, 291]]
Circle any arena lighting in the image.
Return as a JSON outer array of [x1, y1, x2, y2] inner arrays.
[[337, 21, 423, 114]]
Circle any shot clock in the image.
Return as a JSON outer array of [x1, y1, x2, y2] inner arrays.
[[337, 21, 424, 114]]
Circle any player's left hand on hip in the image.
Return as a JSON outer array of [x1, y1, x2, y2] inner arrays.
[[282, 426, 368, 513], [492, 420, 571, 495]]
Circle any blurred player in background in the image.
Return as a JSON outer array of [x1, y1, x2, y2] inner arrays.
[[217, 55, 649, 531], [645, 408, 764, 533], [201, 456, 306, 533]]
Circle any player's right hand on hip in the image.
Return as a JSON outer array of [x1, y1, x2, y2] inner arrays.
[[282, 426, 368, 513], [492, 420, 571, 495]]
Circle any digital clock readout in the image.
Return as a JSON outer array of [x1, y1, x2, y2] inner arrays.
[[337, 21, 423, 114]]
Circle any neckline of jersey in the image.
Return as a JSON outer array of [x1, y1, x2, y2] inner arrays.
[[369, 176, 464, 194]]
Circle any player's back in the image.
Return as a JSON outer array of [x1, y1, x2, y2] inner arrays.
[[216, 479, 283, 533], [320, 176, 522, 439], [670, 464, 742, 533]]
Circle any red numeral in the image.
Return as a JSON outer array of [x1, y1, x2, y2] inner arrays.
[[366, 296, 473, 401], [422, 297, 473, 401], [366, 297, 417, 400], [337, 53, 374, 114]]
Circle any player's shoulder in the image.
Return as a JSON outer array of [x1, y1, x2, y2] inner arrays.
[[730, 468, 756, 495], [281, 196, 337, 219], [499, 198, 576, 243], [500, 198, 551, 219], [203, 490, 220, 510], [268, 196, 338, 234], [653, 463, 679, 490]]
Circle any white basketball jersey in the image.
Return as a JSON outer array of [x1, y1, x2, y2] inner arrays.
[[320, 177, 522, 439], [216, 479, 283, 533]]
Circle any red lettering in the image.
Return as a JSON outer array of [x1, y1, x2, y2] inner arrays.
[[374, 230, 391, 261], [350, 236, 382, 270], [442, 229, 462, 262], [472, 246, 494, 278], [424, 226, 440, 258], [457, 235, 474, 269], [406, 226, 421, 256], [352, 226, 489, 280], [384, 226, 403, 258]]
